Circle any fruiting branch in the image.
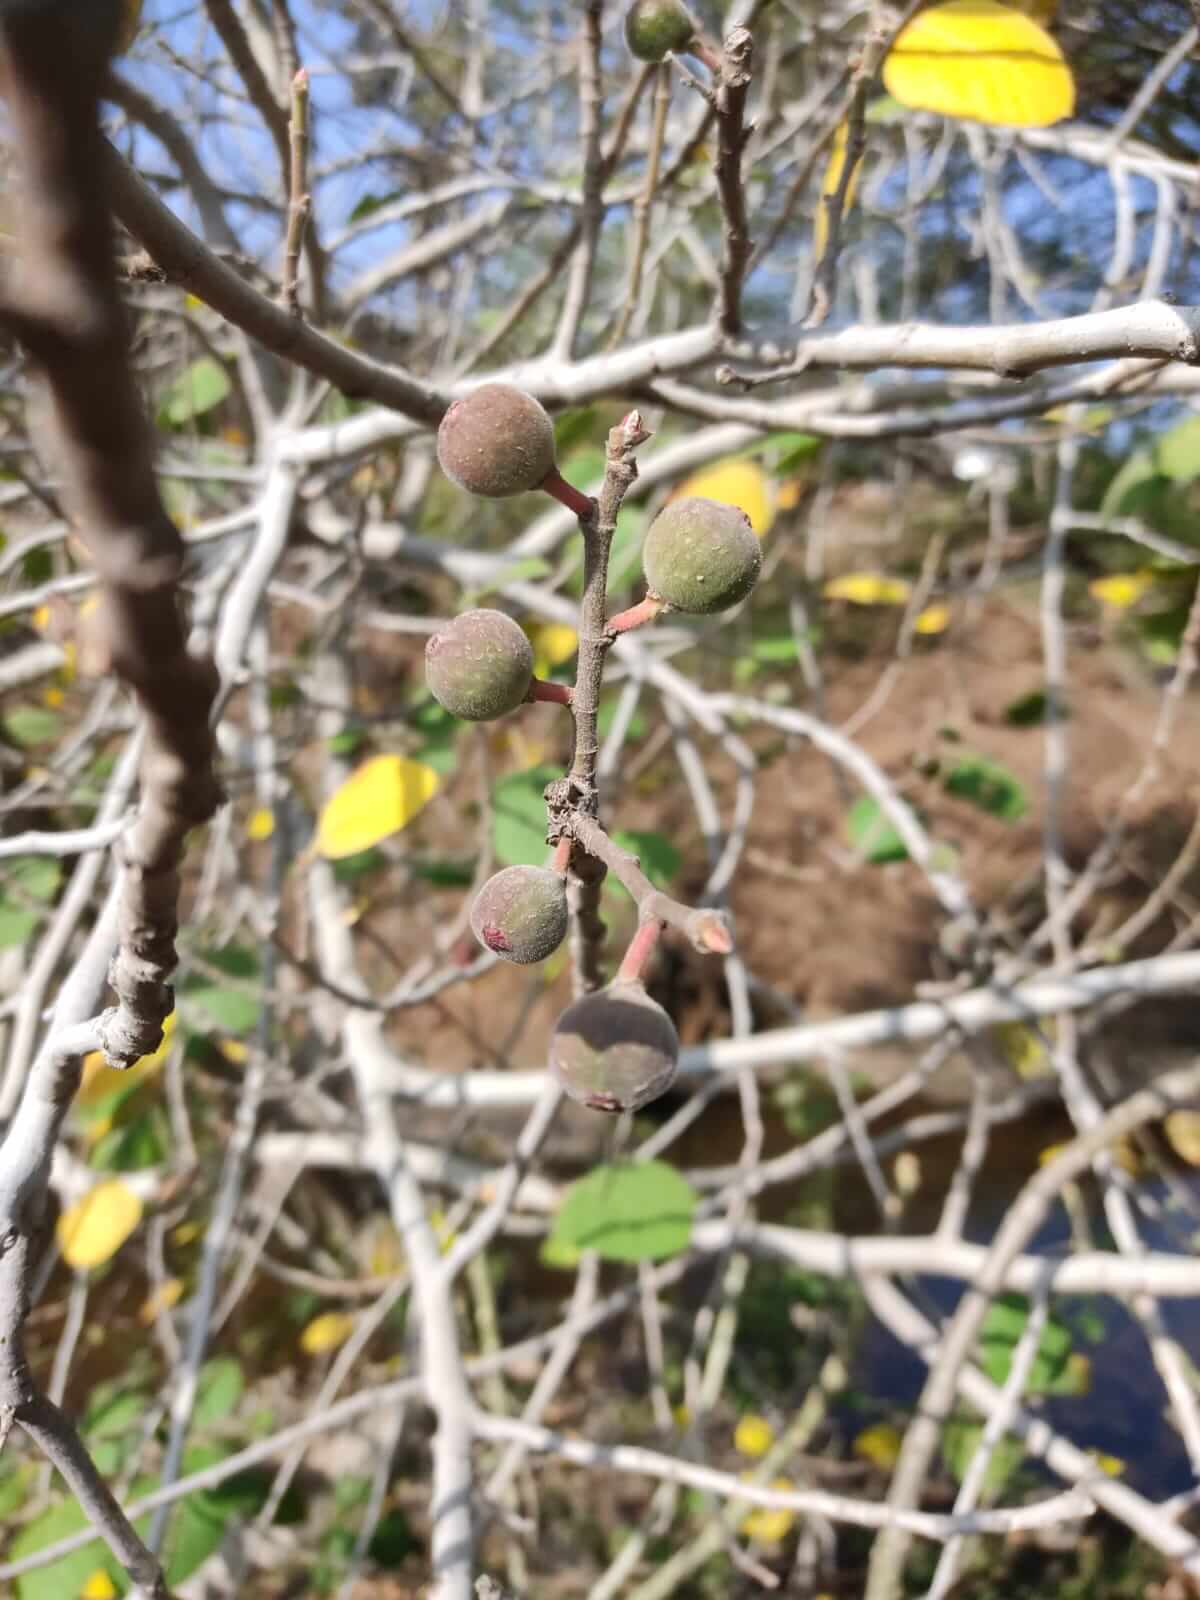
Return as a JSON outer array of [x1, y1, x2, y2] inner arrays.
[[569, 813, 734, 957]]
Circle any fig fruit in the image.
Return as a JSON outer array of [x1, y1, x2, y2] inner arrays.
[[425, 608, 533, 721], [642, 496, 761, 615], [624, 0, 696, 61], [471, 866, 568, 964], [550, 981, 680, 1113], [437, 383, 557, 499]]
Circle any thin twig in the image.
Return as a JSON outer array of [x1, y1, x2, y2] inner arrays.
[[281, 66, 311, 316], [713, 28, 754, 335]]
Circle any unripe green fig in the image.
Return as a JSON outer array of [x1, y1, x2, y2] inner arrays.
[[425, 608, 533, 721], [471, 865, 568, 964], [550, 982, 680, 1113], [437, 383, 557, 499], [624, 0, 696, 60], [642, 496, 762, 615]]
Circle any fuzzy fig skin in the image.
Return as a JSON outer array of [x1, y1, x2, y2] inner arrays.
[[471, 866, 568, 965], [425, 608, 533, 721], [624, 0, 695, 60], [550, 982, 680, 1114], [437, 383, 557, 499], [642, 496, 762, 615]]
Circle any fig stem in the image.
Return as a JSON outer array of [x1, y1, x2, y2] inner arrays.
[[617, 918, 663, 983], [528, 677, 574, 705], [540, 467, 595, 520], [608, 594, 666, 635]]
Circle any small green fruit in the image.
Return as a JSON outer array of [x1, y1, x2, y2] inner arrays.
[[642, 496, 761, 615], [472, 866, 568, 964], [437, 383, 557, 499], [425, 608, 533, 721], [550, 982, 680, 1113], [624, 0, 696, 61]]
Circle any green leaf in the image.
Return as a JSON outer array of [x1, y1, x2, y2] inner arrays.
[[22, 546, 52, 584], [553, 408, 600, 456], [752, 430, 821, 474], [367, 1507, 417, 1567], [977, 1294, 1073, 1392], [750, 633, 801, 665], [943, 754, 1028, 821], [182, 946, 261, 1034], [84, 1389, 145, 1442], [0, 1461, 33, 1520], [348, 189, 402, 222], [330, 846, 386, 883], [846, 795, 909, 864], [1154, 415, 1200, 481], [611, 830, 680, 890], [192, 1357, 244, 1428], [465, 556, 552, 604], [491, 765, 557, 866], [597, 695, 647, 741], [414, 736, 458, 776], [327, 726, 369, 757], [0, 904, 40, 948], [544, 1161, 698, 1266], [942, 1419, 1025, 1495], [12, 1498, 120, 1600], [3, 856, 61, 901], [158, 357, 231, 428], [1004, 687, 1058, 726], [409, 856, 475, 888], [4, 707, 61, 746], [90, 1107, 168, 1173]]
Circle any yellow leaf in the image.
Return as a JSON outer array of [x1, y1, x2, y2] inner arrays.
[[824, 572, 912, 605], [139, 1277, 184, 1325], [678, 459, 775, 537], [1039, 1142, 1067, 1166], [672, 1403, 692, 1429], [1164, 1110, 1200, 1166], [31, 605, 50, 632], [300, 1311, 356, 1355], [1064, 1351, 1092, 1395], [776, 480, 804, 511], [365, 1217, 405, 1278], [42, 686, 65, 709], [316, 754, 440, 859], [735, 1414, 775, 1458], [57, 1180, 143, 1269], [246, 806, 275, 842], [1089, 571, 1154, 611], [884, 0, 1075, 128], [60, 641, 78, 684], [814, 121, 863, 265], [854, 1422, 902, 1471], [914, 603, 951, 635], [76, 1012, 177, 1109], [219, 1039, 249, 1064], [80, 1569, 119, 1600], [1090, 1450, 1125, 1477], [740, 1480, 795, 1543], [893, 1151, 921, 1194], [524, 622, 579, 680], [172, 1220, 201, 1246], [992, 1020, 1049, 1079]]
